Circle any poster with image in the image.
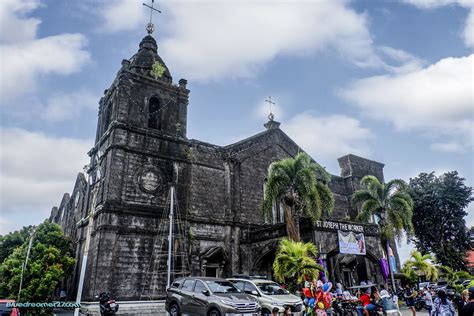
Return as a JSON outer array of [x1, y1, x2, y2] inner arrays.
[[338, 230, 366, 255]]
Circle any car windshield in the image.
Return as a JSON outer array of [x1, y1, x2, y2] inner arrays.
[[206, 281, 240, 294], [255, 282, 289, 295]]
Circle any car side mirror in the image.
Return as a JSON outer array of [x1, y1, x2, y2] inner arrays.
[[251, 290, 259, 296], [202, 289, 210, 296]]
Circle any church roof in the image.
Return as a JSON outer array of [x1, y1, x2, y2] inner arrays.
[[223, 124, 302, 162], [129, 35, 172, 83]]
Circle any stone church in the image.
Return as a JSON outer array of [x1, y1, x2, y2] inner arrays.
[[49, 33, 399, 301]]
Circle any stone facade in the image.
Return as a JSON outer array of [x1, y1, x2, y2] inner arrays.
[[50, 34, 399, 301]]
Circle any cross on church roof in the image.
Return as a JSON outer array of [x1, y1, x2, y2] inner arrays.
[[265, 96, 276, 121], [143, 0, 162, 35]]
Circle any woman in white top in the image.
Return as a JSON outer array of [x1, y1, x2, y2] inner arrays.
[[422, 287, 433, 314]]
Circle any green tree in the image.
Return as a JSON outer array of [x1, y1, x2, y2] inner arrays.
[[402, 250, 439, 282], [0, 221, 75, 302], [0, 226, 34, 263], [273, 238, 323, 292], [263, 152, 334, 241], [439, 266, 471, 287], [409, 172, 472, 270], [351, 175, 414, 289]]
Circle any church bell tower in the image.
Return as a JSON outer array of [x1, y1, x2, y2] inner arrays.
[[83, 28, 191, 299]]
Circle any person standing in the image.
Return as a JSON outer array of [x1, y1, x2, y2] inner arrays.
[[422, 287, 433, 314], [458, 289, 469, 316], [431, 289, 455, 316], [461, 287, 474, 316], [404, 284, 416, 316]]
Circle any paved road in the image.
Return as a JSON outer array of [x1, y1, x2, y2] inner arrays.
[[400, 309, 430, 316]]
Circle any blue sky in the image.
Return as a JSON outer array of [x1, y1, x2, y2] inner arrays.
[[0, 0, 473, 263]]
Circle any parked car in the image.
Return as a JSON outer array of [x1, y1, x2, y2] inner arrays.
[[0, 299, 20, 316], [228, 278, 303, 316], [436, 280, 448, 289], [462, 279, 471, 287], [418, 282, 430, 290], [165, 277, 260, 316]]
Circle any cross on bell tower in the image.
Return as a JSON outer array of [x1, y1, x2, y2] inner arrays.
[[264, 96, 280, 130], [265, 96, 276, 121], [143, 0, 162, 35]]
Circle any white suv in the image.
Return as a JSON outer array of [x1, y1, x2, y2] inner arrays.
[[228, 278, 303, 316]]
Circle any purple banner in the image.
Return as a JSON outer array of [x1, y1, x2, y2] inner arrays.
[[380, 258, 389, 282]]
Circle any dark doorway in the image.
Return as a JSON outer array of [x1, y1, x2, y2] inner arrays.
[[200, 247, 227, 278], [253, 249, 276, 278], [205, 266, 218, 278]]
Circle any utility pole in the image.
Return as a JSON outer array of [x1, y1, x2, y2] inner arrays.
[[18, 228, 36, 301]]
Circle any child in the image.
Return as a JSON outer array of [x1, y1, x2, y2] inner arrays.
[[272, 307, 280, 316]]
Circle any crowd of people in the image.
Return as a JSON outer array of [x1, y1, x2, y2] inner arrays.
[[402, 283, 474, 316], [298, 280, 474, 316]]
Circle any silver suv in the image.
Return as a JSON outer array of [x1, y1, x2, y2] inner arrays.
[[228, 278, 303, 316], [166, 277, 260, 316]]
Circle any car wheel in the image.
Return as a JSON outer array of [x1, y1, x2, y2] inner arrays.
[[262, 309, 272, 316], [169, 303, 180, 316], [209, 309, 221, 316]]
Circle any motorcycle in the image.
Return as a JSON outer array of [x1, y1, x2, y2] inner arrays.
[[95, 292, 119, 316], [414, 296, 426, 312]]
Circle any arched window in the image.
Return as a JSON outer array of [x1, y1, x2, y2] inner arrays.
[[101, 103, 112, 136], [148, 97, 161, 129]]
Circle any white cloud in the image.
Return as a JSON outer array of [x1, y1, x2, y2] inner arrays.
[[157, 1, 381, 80], [0, 0, 90, 101], [95, 1, 422, 81], [42, 91, 99, 122], [464, 9, 474, 47], [0, 0, 41, 44], [0, 217, 13, 236], [430, 142, 467, 153], [339, 54, 474, 151], [283, 113, 372, 161], [403, 0, 474, 48], [377, 46, 425, 74], [0, 128, 92, 234], [99, 0, 148, 33]]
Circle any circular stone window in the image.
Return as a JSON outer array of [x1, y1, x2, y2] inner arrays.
[[138, 170, 163, 193]]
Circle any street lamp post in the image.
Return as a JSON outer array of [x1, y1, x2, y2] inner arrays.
[[18, 227, 36, 301]]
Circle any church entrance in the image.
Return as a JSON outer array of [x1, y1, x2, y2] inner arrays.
[[200, 246, 227, 278], [326, 250, 383, 289], [205, 266, 218, 278], [252, 249, 276, 278]]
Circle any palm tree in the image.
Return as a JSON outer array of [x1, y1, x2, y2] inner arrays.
[[263, 152, 334, 241], [401, 265, 418, 285], [403, 250, 439, 282], [273, 238, 323, 292], [439, 266, 471, 287], [351, 175, 414, 290]]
